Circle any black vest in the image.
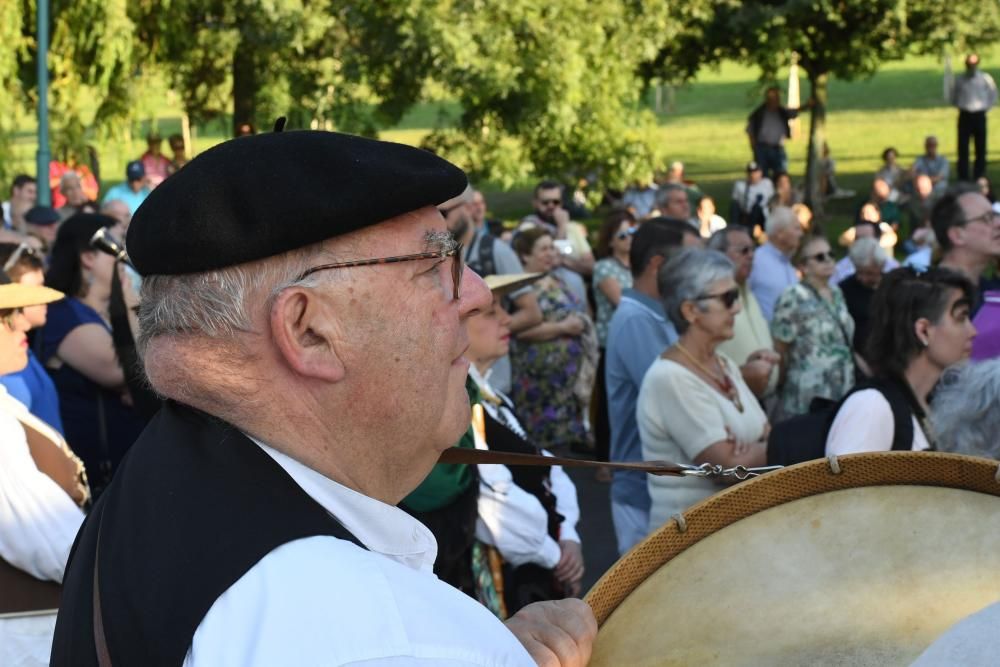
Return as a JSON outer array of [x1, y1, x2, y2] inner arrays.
[[50, 402, 362, 666]]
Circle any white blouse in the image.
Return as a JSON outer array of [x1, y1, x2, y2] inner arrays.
[[638, 354, 768, 532]]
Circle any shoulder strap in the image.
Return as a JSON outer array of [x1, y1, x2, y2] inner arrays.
[[477, 232, 496, 276]]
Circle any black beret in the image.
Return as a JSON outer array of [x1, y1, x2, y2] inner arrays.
[[126, 130, 467, 275], [25, 205, 61, 225]]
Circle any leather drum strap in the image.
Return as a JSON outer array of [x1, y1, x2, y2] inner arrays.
[[19, 416, 89, 507], [438, 447, 687, 476]]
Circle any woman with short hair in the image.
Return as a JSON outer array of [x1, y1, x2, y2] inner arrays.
[[826, 267, 976, 454], [638, 248, 768, 531], [932, 359, 1000, 458], [771, 234, 856, 420]]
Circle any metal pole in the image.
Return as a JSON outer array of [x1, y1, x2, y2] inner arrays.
[[36, 0, 51, 206]]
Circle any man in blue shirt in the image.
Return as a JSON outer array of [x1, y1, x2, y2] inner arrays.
[[749, 205, 802, 321], [605, 218, 700, 555], [102, 161, 151, 215]]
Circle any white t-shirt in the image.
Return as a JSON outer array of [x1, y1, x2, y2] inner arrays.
[[185, 441, 534, 666], [825, 389, 930, 455], [638, 355, 768, 532]]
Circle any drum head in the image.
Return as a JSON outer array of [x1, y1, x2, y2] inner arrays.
[[585, 452, 1000, 666]]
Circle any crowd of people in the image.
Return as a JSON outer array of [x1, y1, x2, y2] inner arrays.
[[0, 57, 997, 667]]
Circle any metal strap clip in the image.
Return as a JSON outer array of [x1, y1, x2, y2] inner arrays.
[[679, 463, 783, 480]]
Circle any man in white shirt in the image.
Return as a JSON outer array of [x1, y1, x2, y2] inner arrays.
[[51, 131, 595, 666], [730, 161, 774, 235], [952, 53, 998, 181]]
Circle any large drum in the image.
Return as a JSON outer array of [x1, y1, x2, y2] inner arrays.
[[585, 452, 1000, 665]]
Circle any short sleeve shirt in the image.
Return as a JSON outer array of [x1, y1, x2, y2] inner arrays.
[[638, 355, 768, 531]]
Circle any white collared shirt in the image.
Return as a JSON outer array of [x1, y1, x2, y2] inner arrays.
[[468, 367, 581, 569], [185, 439, 533, 666]]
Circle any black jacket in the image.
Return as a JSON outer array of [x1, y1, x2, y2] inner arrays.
[[50, 402, 361, 666]]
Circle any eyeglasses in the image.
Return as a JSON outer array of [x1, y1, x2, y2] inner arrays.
[[0, 307, 24, 330], [615, 228, 637, 240], [295, 240, 465, 301], [806, 251, 835, 263], [961, 211, 1000, 227], [538, 198, 561, 207], [696, 288, 740, 309]]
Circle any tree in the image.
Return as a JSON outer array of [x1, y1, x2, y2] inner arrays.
[[0, 0, 136, 185], [646, 0, 1000, 212]]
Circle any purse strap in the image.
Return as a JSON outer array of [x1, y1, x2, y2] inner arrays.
[[93, 506, 112, 667]]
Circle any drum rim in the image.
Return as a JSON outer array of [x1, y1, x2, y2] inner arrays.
[[585, 451, 1000, 626]]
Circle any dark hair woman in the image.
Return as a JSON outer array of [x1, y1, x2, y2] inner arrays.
[[825, 267, 976, 454], [40, 213, 146, 495], [510, 227, 598, 452]]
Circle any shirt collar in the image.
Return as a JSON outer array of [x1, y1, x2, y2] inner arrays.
[[621, 288, 665, 317], [247, 435, 438, 573]]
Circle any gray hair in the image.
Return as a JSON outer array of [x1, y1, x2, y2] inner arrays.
[[932, 360, 1000, 459], [136, 243, 336, 356], [765, 205, 796, 236], [848, 237, 888, 269], [658, 247, 735, 334], [707, 226, 751, 254], [654, 183, 686, 209]]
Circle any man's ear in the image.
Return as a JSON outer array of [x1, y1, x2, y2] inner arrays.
[[270, 288, 345, 382]]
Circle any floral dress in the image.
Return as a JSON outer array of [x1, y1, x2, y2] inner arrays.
[[771, 282, 856, 421], [592, 257, 633, 348], [509, 273, 598, 450]]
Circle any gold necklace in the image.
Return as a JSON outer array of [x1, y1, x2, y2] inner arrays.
[[674, 343, 744, 413]]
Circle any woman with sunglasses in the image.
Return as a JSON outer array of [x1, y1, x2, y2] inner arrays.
[[771, 234, 857, 421], [826, 267, 976, 455], [591, 211, 636, 476], [40, 214, 146, 496], [638, 248, 768, 531]]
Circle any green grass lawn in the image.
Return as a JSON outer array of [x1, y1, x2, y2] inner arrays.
[[8, 51, 998, 247]]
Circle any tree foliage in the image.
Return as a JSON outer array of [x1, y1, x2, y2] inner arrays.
[[646, 0, 1000, 209]]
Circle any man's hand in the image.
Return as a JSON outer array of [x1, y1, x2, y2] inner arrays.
[[505, 599, 597, 667], [554, 540, 585, 597]]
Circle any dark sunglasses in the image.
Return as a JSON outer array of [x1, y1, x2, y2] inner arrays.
[[696, 287, 740, 309], [807, 251, 835, 263], [296, 237, 464, 301], [615, 228, 637, 240]]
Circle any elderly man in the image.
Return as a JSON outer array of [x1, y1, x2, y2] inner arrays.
[[605, 218, 700, 555], [99, 199, 132, 230], [654, 183, 695, 228], [932, 183, 1000, 314], [837, 237, 887, 356], [709, 226, 780, 398], [56, 172, 92, 222], [51, 131, 595, 665], [748, 205, 802, 321]]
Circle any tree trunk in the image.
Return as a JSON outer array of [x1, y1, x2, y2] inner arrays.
[[232, 36, 257, 137], [803, 71, 828, 217]]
